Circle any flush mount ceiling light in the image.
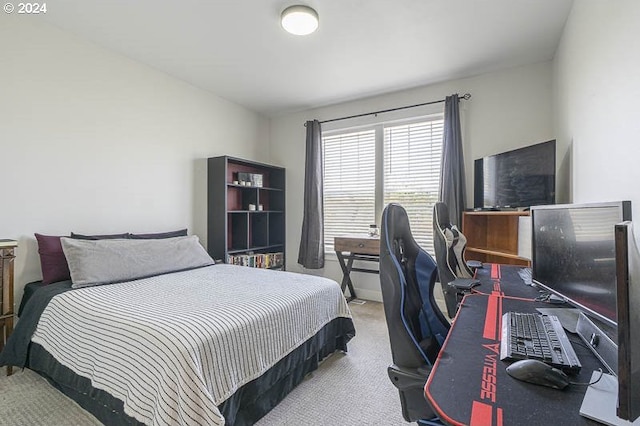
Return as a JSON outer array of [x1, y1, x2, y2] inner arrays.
[[281, 5, 319, 36]]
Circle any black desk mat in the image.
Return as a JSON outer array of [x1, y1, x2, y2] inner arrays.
[[426, 271, 605, 425], [472, 263, 540, 300]]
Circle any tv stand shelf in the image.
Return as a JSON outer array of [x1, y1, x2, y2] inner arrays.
[[462, 211, 530, 267], [465, 247, 527, 261]]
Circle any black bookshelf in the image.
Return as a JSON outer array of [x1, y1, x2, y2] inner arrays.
[[207, 156, 286, 269]]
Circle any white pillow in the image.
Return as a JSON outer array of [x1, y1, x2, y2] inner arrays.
[[61, 235, 214, 288]]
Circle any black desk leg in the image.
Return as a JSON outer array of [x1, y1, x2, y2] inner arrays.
[[336, 251, 357, 301]]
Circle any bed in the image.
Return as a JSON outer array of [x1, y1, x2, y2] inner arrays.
[[1, 236, 355, 426]]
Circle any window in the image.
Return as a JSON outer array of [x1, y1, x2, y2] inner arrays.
[[323, 116, 444, 254], [323, 129, 376, 249]]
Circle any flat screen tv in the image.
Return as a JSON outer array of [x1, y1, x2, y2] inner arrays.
[[473, 140, 556, 209]]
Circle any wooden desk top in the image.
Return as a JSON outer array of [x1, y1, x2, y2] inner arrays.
[[0, 240, 17, 248], [334, 235, 380, 255]]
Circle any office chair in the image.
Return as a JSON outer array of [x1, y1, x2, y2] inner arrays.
[[380, 203, 450, 425], [433, 202, 475, 318]]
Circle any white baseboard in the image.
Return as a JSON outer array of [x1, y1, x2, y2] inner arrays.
[[351, 288, 383, 302]]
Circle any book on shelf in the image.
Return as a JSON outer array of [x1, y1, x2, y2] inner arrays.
[[227, 252, 283, 269]]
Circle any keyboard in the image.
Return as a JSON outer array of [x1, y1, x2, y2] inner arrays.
[[500, 312, 582, 374]]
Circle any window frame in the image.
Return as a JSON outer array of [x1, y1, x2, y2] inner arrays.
[[322, 113, 444, 254]]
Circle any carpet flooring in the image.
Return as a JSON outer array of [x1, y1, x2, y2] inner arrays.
[[0, 301, 413, 426]]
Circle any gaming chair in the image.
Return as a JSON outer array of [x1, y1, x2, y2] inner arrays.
[[380, 203, 450, 424], [432, 202, 475, 318]]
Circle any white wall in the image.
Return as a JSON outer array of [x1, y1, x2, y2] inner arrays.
[[270, 62, 555, 301], [554, 1, 640, 214], [0, 15, 269, 306]]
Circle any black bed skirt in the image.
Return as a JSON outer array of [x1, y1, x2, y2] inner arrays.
[[27, 316, 356, 426]]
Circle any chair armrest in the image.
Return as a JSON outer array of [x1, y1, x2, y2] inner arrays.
[[387, 364, 430, 391], [449, 278, 480, 291], [466, 260, 483, 270]]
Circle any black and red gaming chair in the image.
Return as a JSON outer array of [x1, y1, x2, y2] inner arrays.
[[380, 203, 450, 425]]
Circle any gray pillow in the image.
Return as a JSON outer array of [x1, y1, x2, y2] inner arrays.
[[61, 235, 214, 289]]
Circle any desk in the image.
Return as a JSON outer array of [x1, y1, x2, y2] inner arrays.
[[425, 264, 604, 425], [334, 235, 380, 301]]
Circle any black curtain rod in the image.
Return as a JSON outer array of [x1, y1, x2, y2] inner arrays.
[[305, 93, 471, 126]]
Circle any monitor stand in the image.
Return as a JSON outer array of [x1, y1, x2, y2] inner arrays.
[[576, 312, 618, 374], [580, 371, 639, 426]]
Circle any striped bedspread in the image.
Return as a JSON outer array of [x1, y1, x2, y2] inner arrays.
[[31, 264, 353, 426]]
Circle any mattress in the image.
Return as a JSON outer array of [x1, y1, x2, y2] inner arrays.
[[2, 264, 355, 425]]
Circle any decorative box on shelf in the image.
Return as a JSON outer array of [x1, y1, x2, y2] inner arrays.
[[236, 172, 263, 188]]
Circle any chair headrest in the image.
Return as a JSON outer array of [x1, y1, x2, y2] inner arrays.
[[434, 202, 451, 230], [382, 204, 416, 248]]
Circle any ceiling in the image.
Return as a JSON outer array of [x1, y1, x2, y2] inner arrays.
[[42, 0, 574, 117]]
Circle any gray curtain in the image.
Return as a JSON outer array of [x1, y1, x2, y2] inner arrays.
[[439, 94, 466, 226], [298, 119, 325, 269]]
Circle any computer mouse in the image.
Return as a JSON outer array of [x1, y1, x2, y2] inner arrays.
[[506, 359, 570, 390]]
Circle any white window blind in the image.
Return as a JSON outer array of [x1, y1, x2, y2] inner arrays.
[[323, 116, 443, 255], [323, 129, 376, 252], [383, 120, 443, 254]]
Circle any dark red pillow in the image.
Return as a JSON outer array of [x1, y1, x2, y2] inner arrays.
[[35, 233, 71, 285]]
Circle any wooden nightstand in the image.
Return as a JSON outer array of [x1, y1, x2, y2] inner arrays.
[[0, 239, 17, 376]]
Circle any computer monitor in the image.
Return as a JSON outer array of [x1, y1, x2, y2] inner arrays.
[[614, 221, 640, 422], [531, 201, 632, 326], [530, 201, 638, 423]]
